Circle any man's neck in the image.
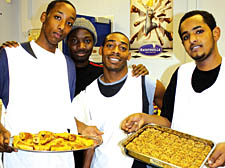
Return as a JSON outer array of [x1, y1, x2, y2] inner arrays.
[[35, 35, 57, 53], [196, 52, 222, 71], [101, 68, 128, 83], [75, 60, 89, 68]]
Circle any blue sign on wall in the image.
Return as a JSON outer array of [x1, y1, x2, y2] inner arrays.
[[139, 44, 162, 56]]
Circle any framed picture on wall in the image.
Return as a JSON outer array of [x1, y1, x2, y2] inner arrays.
[[130, 0, 173, 49]]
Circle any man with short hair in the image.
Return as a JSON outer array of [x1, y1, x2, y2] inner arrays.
[[122, 10, 225, 168], [66, 17, 149, 97], [66, 17, 103, 96], [74, 32, 165, 168], [0, 1, 77, 167], [65, 18, 150, 168], [1, 17, 149, 97], [162, 10, 225, 168]]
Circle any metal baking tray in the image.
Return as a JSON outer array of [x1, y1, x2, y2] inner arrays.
[[122, 124, 215, 168]]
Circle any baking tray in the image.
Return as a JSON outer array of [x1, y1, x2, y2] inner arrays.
[[10, 135, 102, 153], [122, 124, 215, 168]]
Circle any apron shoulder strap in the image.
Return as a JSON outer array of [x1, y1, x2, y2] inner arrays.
[[142, 76, 149, 114], [21, 42, 37, 58]]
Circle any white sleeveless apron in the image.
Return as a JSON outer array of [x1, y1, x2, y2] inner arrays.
[[3, 41, 77, 168], [173, 60, 225, 167], [83, 70, 143, 168]]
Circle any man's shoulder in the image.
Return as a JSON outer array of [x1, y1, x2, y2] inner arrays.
[[63, 54, 75, 67], [128, 70, 156, 86], [87, 77, 99, 87], [87, 61, 103, 75], [21, 41, 37, 58], [0, 47, 7, 58], [83, 77, 99, 94], [145, 73, 156, 82], [89, 61, 103, 69], [64, 54, 74, 63], [0, 48, 9, 67], [179, 61, 195, 70]]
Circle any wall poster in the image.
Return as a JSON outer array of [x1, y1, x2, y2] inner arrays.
[[130, 0, 173, 49]]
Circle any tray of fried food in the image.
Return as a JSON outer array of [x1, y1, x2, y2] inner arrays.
[[122, 124, 215, 168], [12, 131, 102, 152]]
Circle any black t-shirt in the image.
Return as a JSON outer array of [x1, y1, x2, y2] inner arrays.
[[97, 76, 127, 97], [75, 61, 103, 96], [74, 61, 103, 168], [161, 64, 221, 122]]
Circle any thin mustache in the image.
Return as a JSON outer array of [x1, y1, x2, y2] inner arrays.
[[75, 50, 88, 54], [190, 44, 202, 50], [107, 55, 121, 61]]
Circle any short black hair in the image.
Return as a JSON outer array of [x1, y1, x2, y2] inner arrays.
[[178, 10, 217, 39], [102, 32, 130, 49], [46, 0, 76, 15]]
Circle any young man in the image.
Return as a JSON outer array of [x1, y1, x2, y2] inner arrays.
[[74, 32, 165, 168], [65, 17, 150, 168], [0, 1, 77, 167], [66, 17, 149, 96], [66, 17, 103, 96], [122, 10, 225, 168], [0, 18, 149, 167], [162, 10, 225, 168], [1, 18, 149, 97]]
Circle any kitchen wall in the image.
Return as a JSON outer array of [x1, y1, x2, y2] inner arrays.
[[197, 0, 225, 62], [0, 0, 19, 43], [1, 0, 186, 46], [1, 0, 225, 86], [0, 0, 187, 62], [1, 0, 225, 55], [0, 0, 131, 43]]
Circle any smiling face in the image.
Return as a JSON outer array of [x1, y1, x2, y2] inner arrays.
[[100, 33, 131, 73], [67, 28, 94, 66], [180, 15, 215, 62], [37, 2, 76, 52]]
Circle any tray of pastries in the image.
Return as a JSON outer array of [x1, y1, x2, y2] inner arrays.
[[122, 124, 215, 168], [12, 131, 102, 152]]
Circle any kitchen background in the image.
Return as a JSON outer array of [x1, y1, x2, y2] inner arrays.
[[0, 0, 225, 87]]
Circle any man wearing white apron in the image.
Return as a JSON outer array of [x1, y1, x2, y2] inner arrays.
[[161, 10, 225, 168], [73, 32, 165, 168], [0, 1, 77, 167], [120, 10, 225, 168]]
